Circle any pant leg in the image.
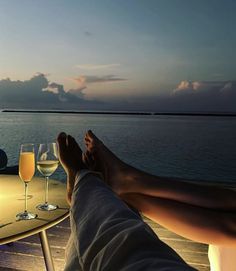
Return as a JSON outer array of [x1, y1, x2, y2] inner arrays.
[[66, 173, 196, 271], [64, 231, 82, 271]]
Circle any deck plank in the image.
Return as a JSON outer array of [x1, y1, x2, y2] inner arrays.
[[0, 217, 210, 271], [0, 252, 65, 271], [0, 241, 65, 259]]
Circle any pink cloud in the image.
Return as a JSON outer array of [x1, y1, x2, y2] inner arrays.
[[174, 80, 235, 95]]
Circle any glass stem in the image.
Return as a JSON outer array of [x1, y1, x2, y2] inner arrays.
[[24, 182, 28, 213], [45, 176, 49, 204]]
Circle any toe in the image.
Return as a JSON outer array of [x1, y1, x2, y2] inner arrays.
[[83, 151, 95, 169], [87, 130, 96, 139], [85, 131, 92, 140], [84, 136, 91, 143], [57, 132, 67, 153], [68, 135, 82, 154], [86, 130, 93, 141], [87, 130, 101, 144]]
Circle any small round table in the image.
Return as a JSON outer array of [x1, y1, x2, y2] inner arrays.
[[0, 174, 69, 271]]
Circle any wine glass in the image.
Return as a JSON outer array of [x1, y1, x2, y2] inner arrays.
[[16, 144, 37, 220], [36, 143, 59, 211]]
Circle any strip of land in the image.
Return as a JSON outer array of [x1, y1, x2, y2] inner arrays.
[[2, 109, 236, 117]]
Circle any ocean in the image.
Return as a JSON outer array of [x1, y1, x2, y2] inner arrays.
[[1, 112, 236, 185]]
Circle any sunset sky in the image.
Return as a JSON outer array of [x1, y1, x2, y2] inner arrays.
[[0, 0, 236, 111]]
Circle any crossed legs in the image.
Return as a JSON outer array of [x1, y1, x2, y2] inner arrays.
[[57, 132, 195, 271], [83, 130, 236, 246]]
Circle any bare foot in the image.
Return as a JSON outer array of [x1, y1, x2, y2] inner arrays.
[[57, 132, 87, 204], [84, 130, 135, 196]]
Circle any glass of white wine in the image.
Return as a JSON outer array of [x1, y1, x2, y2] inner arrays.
[[36, 143, 59, 211], [16, 143, 37, 220]]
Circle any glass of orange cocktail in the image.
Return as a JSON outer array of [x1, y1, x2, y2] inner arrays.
[[16, 144, 37, 220]]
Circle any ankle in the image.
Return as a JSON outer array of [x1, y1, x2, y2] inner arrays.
[[121, 167, 143, 195]]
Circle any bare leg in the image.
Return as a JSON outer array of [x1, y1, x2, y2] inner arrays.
[[123, 193, 236, 246], [84, 130, 236, 211], [84, 131, 236, 246]]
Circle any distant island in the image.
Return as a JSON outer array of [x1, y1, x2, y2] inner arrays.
[[2, 109, 236, 117]]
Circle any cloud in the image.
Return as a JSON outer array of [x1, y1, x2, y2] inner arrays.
[[76, 64, 120, 70], [73, 76, 87, 86], [43, 82, 70, 102], [70, 74, 126, 99], [0, 74, 235, 112], [111, 80, 236, 112], [0, 74, 102, 109], [174, 80, 236, 97], [74, 75, 126, 84], [65, 74, 126, 100], [43, 82, 64, 94], [166, 80, 236, 112], [0, 73, 49, 102], [67, 87, 86, 99]]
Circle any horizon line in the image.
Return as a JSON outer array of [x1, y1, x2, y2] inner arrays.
[[2, 109, 236, 117]]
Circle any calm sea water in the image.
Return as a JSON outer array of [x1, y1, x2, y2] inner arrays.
[[0, 112, 236, 185]]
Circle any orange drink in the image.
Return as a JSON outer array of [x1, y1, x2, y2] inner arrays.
[[19, 152, 35, 182], [16, 143, 37, 220]]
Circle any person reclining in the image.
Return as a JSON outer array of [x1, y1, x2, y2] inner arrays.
[[82, 130, 236, 271], [57, 132, 196, 271]]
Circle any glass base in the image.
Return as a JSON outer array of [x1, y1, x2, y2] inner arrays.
[[16, 211, 37, 221], [37, 203, 58, 211]]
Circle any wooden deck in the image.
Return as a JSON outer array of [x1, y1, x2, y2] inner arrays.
[[0, 217, 209, 271]]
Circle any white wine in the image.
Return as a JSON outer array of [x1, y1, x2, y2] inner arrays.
[[37, 160, 59, 177]]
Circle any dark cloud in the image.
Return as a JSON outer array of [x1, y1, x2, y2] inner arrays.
[[43, 82, 69, 102], [45, 82, 64, 94], [44, 78, 87, 100], [121, 80, 236, 112], [170, 80, 236, 112], [0, 74, 102, 109], [0, 74, 235, 112], [67, 88, 86, 99], [0, 74, 49, 105]]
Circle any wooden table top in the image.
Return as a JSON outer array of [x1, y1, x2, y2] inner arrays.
[[0, 174, 69, 245]]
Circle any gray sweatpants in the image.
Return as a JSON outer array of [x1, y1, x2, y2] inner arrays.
[[64, 171, 196, 271]]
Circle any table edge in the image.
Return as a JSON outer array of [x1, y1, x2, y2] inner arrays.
[[0, 211, 70, 245]]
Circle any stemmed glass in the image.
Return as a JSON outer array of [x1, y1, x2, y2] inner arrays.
[[36, 143, 59, 211], [16, 144, 37, 220]]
